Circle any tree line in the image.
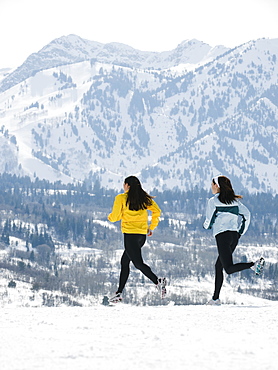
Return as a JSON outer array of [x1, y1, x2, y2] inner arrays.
[[0, 173, 278, 248], [0, 173, 277, 305]]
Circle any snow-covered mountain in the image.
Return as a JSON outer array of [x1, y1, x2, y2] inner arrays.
[[0, 35, 278, 192], [0, 35, 228, 93], [0, 68, 12, 84]]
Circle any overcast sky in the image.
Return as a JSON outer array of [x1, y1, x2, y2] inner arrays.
[[1, 0, 278, 69]]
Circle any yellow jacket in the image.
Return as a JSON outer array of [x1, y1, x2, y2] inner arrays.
[[108, 192, 161, 234]]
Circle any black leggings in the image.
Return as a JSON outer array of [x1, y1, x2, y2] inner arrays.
[[213, 231, 254, 300], [117, 233, 158, 293]]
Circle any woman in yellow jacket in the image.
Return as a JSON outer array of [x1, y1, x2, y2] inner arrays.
[[108, 176, 166, 303]]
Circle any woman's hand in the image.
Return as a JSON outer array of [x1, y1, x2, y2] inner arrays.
[[147, 229, 153, 237]]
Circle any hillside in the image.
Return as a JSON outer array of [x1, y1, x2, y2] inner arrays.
[[0, 36, 277, 192]]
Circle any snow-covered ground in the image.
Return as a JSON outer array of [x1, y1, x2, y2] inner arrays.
[[1, 300, 277, 370], [1, 237, 277, 369]]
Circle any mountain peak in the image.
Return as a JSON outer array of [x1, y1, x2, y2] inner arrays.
[[177, 39, 210, 47], [0, 35, 223, 93]]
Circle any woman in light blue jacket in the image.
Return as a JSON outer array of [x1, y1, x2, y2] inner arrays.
[[203, 175, 264, 305]]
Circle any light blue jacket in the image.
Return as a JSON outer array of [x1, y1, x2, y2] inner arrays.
[[203, 195, 250, 237]]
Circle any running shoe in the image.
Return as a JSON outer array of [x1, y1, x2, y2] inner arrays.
[[109, 292, 122, 303], [157, 277, 167, 299], [253, 257, 265, 276]]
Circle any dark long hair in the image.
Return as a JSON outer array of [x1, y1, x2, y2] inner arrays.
[[124, 176, 153, 211], [213, 176, 242, 204]]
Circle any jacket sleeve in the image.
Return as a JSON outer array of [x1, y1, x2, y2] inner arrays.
[[203, 197, 216, 230], [238, 201, 251, 235], [108, 195, 123, 222], [148, 200, 161, 231]]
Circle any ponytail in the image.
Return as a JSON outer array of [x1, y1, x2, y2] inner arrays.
[[124, 176, 153, 211], [213, 176, 242, 204]]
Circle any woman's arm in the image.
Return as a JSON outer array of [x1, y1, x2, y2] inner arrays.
[[203, 197, 216, 230], [108, 194, 123, 222], [148, 200, 161, 231], [238, 201, 251, 235]]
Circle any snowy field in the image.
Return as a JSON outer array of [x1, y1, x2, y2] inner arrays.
[[1, 300, 278, 370]]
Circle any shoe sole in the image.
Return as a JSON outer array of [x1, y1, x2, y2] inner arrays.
[[109, 298, 122, 304]]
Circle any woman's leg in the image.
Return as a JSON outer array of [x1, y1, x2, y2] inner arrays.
[[116, 250, 131, 294], [216, 231, 254, 274], [212, 231, 254, 300], [213, 256, 224, 300], [123, 233, 158, 285]]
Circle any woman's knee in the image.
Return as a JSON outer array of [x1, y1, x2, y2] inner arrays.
[[223, 266, 233, 274], [215, 260, 222, 270], [133, 261, 145, 270], [120, 255, 130, 267]]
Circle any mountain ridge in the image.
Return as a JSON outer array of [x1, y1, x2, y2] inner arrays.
[[0, 34, 229, 93], [0, 35, 278, 193]]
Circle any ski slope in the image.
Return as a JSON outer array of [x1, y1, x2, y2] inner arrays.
[[1, 300, 277, 370]]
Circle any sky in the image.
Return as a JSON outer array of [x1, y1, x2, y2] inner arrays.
[[0, 0, 278, 69]]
